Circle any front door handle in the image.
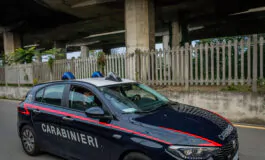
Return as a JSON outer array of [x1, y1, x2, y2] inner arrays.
[[33, 109, 41, 113], [62, 116, 74, 121]]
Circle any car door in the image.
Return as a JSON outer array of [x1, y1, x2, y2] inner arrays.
[[61, 84, 122, 160], [31, 84, 69, 157]]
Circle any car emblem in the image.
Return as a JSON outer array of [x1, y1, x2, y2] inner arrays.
[[218, 124, 233, 140]]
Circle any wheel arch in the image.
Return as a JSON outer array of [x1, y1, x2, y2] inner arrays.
[[118, 149, 149, 160], [18, 122, 33, 137]]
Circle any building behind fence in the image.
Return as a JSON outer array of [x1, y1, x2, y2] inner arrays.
[[0, 35, 264, 91]]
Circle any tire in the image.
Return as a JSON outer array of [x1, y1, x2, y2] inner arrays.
[[123, 152, 151, 160], [20, 125, 40, 156]]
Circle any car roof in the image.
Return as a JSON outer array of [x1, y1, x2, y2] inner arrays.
[[77, 78, 136, 87]]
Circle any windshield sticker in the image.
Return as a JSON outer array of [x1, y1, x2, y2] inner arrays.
[[122, 108, 137, 113]]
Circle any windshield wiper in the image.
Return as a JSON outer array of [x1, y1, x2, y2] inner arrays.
[[134, 103, 169, 114], [150, 103, 169, 111], [122, 102, 170, 114]]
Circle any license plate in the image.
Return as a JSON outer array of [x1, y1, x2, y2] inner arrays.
[[233, 151, 239, 160]]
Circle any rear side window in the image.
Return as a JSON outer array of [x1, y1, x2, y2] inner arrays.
[[35, 85, 66, 106], [24, 89, 32, 101], [35, 88, 44, 102]]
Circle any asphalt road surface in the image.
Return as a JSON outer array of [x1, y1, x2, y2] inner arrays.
[[0, 100, 264, 160]]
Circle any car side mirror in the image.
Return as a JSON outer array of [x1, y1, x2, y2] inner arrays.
[[85, 107, 112, 119]]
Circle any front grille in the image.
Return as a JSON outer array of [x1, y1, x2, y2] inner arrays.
[[213, 138, 239, 160]]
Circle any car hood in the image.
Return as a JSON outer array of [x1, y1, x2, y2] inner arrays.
[[132, 102, 237, 146]]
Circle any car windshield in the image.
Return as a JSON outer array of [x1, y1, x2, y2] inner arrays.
[[99, 83, 169, 113]]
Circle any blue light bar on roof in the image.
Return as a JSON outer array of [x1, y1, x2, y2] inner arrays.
[[62, 72, 75, 80]]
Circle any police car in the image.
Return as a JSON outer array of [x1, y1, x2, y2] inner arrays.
[[17, 72, 239, 160]]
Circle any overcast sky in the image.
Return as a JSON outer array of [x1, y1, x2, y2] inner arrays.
[[65, 43, 163, 60]]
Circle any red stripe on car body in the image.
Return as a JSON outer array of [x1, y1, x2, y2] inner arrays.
[[160, 126, 222, 147], [22, 103, 172, 145], [22, 103, 223, 147]]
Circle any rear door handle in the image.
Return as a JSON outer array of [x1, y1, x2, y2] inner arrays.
[[62, 116, 74, 121], [33, 109, 41, 113]]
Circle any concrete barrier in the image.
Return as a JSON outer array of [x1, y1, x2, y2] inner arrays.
[[0, 86, 264, 124], [159, 90, 265, 124], [0, 86, 30, 100]]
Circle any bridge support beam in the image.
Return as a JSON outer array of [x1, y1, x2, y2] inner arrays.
[[171, 21, 182, 48], [163, 35, 170, 50], [3, 32, 21, 86], [3, 32, 21, 54], [81, 45, 89, 58], [54, 41, 67, 59], [125, 0, 155, 53]]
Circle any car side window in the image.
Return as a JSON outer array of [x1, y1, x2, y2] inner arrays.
[[41, 85, 66, 106], [69, 85, 102, 111]]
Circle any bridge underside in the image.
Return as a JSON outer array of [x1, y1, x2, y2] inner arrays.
[[1, 0, 265, 53]]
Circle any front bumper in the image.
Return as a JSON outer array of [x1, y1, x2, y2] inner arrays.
[[163, 150, 239, 160]]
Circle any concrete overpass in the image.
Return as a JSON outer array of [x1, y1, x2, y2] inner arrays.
[[1, 0, 265, 56]]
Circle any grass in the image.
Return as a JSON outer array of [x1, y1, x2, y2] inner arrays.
[[221, 84, 265, 93], [220, 85, 252, 92], [152, 84, 265, 94]]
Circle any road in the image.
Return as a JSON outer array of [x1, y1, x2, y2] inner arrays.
[[0, 100, 264, 160]]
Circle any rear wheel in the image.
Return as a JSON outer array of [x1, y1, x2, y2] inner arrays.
[[123, 152, 151, 160], [20, 125, 40, 156]]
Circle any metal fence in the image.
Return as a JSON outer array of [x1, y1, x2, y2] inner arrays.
[[137, 35, 264, 88], [32, 58, 98, 83], [0, 34, 264, 91]]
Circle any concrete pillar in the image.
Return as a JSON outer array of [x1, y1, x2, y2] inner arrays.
[[163, 35, 170, 50], [54, 41, 66, 59], [3, 32, 21, 86], [171, 21, 182, 48], [3, 32, 21, 54], [36, 52, 42, 63], [125, 0, 155, 53], [148, 0, 155, 51], [81, 46, 89, 58]]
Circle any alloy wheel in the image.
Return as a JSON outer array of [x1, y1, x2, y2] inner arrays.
[[22, 129, 35, 153]]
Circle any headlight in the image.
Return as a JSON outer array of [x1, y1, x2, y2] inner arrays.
[[167, 146, 218, 160]]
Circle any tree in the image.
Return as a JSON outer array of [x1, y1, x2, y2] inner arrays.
[[43, 48, 66, 72], [5, 47, 37, 65], [97, 51, 106, 74]]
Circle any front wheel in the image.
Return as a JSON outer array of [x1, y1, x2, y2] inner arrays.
[[20, 125, 40, 156], [123, 152, 151, 160]]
